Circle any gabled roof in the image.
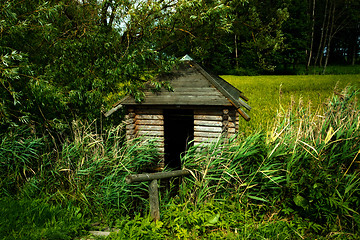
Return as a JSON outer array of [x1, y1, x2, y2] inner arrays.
[[105, 59, 251, 121]]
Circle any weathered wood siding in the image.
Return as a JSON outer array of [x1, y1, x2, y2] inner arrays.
[[126, 108, 165, 158], [126, 107, 239, 160], [193, 107, 238, 145]]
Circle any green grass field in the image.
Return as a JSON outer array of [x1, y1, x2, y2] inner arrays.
[[222, 74, 360, 134]]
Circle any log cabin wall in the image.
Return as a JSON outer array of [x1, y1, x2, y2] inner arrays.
[[193, 107, 239, 145], [125, 106, 239, 167], [125, 107, 165, 158]]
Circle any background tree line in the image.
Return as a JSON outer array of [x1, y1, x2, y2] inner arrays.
[[0, 0, 359, 138]]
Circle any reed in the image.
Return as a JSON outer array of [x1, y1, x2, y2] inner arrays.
[[179, 86, 360, 235]]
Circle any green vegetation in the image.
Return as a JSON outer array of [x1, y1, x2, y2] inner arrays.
[[223, 74, 360, 134], [1, 86, 359, 239], [0, 198, 87, 239], [1, 0, 359, 238]]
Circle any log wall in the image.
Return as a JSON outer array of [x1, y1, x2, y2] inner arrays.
[[125, 107, 239, 163], [193, 107, 238, 145], [125, 108, 165, 166]]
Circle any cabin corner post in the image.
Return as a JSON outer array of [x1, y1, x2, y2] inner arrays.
[[125, 108, 136, 141], [222, 108, 229, 137], [235, 111, 239, 134]]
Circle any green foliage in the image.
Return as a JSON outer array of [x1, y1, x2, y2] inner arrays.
[[0, 127, 44, 195], [0, 197, 87, 240], [109, 200, 318, 239], [0, 121, 163, 217], [1, 86, 359, 239], [173, 86, 360, 237]]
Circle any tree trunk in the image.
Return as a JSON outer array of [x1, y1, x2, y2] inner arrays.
[[320, 0, 333, 67], [314, 0, 328, 67], [235, 34, 238, 68], [306, 0, 316, 71], [323, 2, 336, 74]]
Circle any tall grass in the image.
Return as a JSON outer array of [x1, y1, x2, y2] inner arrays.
[[0, 121, 164, 218], [178, 86, 360, 236]]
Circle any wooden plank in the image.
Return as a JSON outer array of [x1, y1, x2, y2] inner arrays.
[[135, 125, 164, 131], [137, 130, 164, 136], [144, 91, 223, 97], [143, 95, 229, 101], [228, 127, 236, 133], [155, 147, 165, 154], [194, 132, 222, 138], [136, 115, 164, 120], [172, 87, 221, 92], [126, 124, 135, 130], [126, 129, 136, 136], [136, 119, 163, 126], [124, 118, 135, 124], [194, 120, 222, 127], [194, 137, 220, 143], [170, 79, 211, 87], [142, 96, 231, 106], [194, 115, 222, 121], [222, 121, 235, 128], [194, 126, 222, 133]]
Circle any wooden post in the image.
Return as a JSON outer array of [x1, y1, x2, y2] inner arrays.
[[126, 170, 191, 221], [149, 179, 160, 221]]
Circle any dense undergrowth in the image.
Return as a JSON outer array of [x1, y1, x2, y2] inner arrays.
[[1, 87, 359, 239]]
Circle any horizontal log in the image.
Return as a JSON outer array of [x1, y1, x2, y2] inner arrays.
[[126, 130, 136, 136], [194, 115, 222, 121], [135, 109, 163, 114], [126, 124, 135, 130], [194, 120, 222, 127], [222, 121, 235, 128], [136, 115, 164, 120], [194, 132, 222, 138], [124, 118, 135, 124], [126, 169, 191, 184], [135, 125, 164, 131], [194, 126, 222, 133], [136, 119, 163, 126], [228, 127, 236, 133], [137, 130, 164, 136], [194, 137, 220, 143]]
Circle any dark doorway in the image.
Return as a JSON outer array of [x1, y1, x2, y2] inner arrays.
[[164, 109, 194, 170]]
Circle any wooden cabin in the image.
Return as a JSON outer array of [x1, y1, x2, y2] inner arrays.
[[105, 56, 251, 170]]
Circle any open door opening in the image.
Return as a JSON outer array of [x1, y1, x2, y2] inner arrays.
[[164, 109, 194, 170]]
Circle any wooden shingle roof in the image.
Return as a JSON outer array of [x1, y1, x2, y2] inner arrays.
[[105, 60, 251, 121]]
